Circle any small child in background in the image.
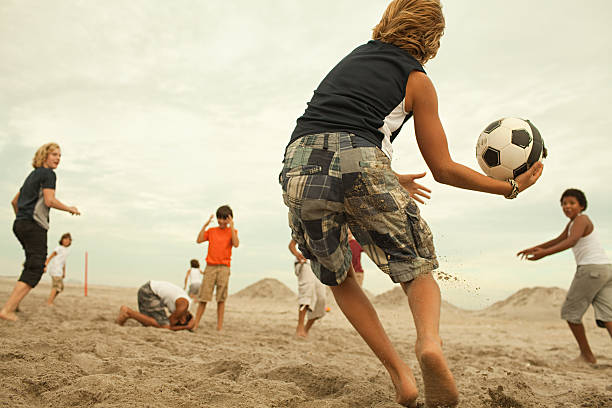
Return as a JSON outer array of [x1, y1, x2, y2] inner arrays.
[[289, 239, 326, 338], [45, 232, 72, 306], [193, 205, 239, 331], [184, 259, 203, 301]]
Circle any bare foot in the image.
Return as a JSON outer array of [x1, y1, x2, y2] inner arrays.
[[295, 329, 308, 338], [389, 361, 418, 407], [0, 309, 18, 322], [115, 305, 129, 326], [574, 353, 597, 365], [46, 303, 55, 307], [416, 340, 459, 407]]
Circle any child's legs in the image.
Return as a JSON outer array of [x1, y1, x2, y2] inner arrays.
[[0, 281, 32, 321], [561, 265, 609, 357], [214, 266, 230, 329], [567, 322, 596, 363], [592, 264, 612, 340], [216, 302, 225, 330], [47, 288, 58, 305], [122, 306, 162, 327], [296, 306, 307, 335], [401, 273, 441, 347], [194, 267, 218, 327], [402, 274, 458, 406], [330, 264, 417, 404], [2, 220, 47, 319]]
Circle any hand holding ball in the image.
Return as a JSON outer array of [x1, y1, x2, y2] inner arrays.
[[476, 118, 547, 181]]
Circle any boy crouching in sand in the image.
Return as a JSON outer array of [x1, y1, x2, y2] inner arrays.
[[193, 205, 239, 331], [279, 0, 542, 406], [45, 232, 72, 306], [289, 239, 326, 337], [116, 280, 193, 330], [518, 189, 612, 364]]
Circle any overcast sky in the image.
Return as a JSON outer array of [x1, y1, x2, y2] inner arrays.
[[1, 0, 611, 309]]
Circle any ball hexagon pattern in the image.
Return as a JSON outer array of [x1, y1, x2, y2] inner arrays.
[[476, 117, 546, 180]]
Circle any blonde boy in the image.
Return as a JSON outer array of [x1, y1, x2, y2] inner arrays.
[[280, 0, 542, 406]]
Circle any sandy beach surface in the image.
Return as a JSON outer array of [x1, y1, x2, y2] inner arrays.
[[1, 276, 611, 408]]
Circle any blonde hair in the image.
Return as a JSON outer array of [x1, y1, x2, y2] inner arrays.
[[32, 143, 60, 168], [372, 0, 445, 64]]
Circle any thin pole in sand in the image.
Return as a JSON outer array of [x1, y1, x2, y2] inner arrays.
[[84, 251, 88, 297]]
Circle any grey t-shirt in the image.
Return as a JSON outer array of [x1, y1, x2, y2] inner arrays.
[[16, 167, 56, 230]]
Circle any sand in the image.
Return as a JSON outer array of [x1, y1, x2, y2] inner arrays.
[[1, 277, 611, 408]]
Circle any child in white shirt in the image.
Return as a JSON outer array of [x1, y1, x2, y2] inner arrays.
[[45, 232, 72, 306]]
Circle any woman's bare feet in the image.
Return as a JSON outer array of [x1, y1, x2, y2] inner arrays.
[[389, 361, 419, 407], [115, 305, 130, 325], [416, 340, 458, 407], [0, 309, 18, 322]]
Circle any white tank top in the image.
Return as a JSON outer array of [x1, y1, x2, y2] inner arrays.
[[188, 268, 202, 284], [569, 219, 609, 266]]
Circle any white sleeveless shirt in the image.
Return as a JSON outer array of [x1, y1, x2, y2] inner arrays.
[[188, 268, 202, 284], [568, 219, 609, 265]]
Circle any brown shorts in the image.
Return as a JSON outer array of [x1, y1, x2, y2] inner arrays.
[[51, 276, 64, 292], [198, 264, 230, 302]]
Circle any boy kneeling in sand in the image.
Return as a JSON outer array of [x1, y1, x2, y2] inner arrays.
[[116, 280, 194, 331], [289, 239, 327, 337], [518, 189, 612, 364]]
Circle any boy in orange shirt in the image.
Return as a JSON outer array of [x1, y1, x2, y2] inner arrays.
[[193, 205, 239, 331]]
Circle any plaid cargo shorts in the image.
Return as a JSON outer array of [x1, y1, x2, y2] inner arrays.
[[279, 132, 438, 286], [137, 281, 169, 326]]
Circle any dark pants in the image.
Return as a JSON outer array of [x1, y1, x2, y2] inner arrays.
[[13, 219, 47, 288]]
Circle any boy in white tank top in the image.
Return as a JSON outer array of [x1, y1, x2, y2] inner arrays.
[[517, 189, 612, 364]]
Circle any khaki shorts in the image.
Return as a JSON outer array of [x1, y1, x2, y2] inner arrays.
[[198, 264, 230, 302], [295, 261, 326, 320], [280, 132, 438, 286], [561, 264, 612, 326], [51, 276, 64, 292]]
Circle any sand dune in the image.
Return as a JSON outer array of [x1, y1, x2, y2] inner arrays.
[[477, 287, 571, 321], [1, 277, 611, 407]]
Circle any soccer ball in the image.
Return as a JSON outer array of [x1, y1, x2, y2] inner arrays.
[[476, 117, 547, 180]]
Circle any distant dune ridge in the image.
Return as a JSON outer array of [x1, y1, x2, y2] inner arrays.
[[479, 286, 569, 320], [231, 278, 295, 300], [373, 286, 462, 313]]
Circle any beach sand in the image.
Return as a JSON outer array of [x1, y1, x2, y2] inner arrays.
[[1, 276, 611, 407]]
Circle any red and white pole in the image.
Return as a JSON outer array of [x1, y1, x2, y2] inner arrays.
[[84, 251, 88, 297]]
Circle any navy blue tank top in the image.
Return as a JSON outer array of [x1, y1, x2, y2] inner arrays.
[[290, 40, 425, 156]]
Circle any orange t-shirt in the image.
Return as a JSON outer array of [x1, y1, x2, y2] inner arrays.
[[204, 227, 236, 267]]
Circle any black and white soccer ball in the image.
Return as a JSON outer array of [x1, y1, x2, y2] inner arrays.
[[476, 117, 547, 180]]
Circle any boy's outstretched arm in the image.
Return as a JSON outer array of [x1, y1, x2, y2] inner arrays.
[[184, 269, 190, 290], [42, 188, 80, 215], [228, 216, 239, 247], [44, 251, 58, 272], [408, 71, 542, 197], [520, 216, 588, 261], [517, 224, 569, 258], [196, 214, 214, 243]]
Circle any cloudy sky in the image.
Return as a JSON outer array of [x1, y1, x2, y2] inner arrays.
[[1, 0, 611, 309]]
